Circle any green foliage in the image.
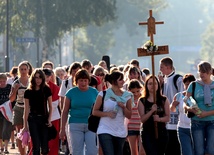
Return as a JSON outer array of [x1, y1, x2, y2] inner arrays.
[[0, 0, 116, 61], [200, 22, 214, 64], [0, 0, 167, 66], [199, 0, 214, 64], [74, 0, 167, 65]]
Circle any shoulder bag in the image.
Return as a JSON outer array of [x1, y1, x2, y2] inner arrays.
[[88, 91, 106, 133]]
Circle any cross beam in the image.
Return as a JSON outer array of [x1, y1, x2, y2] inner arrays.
[[138, 10, 169, 139]]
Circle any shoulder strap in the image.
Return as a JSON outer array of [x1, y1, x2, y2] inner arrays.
[[56, 77, 61, 86], [100, 91, 106, 111], [140, 97, 146, 105], [65, 79, 69, 88], [192, 81, 196, 100], [13, 76, 18, 82], [173, 74, 182, 91]]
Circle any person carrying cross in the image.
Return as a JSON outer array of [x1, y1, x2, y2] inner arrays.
[[138, 75, 170, 155]]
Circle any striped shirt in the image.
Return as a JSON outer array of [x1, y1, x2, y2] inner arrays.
[[127, 101, 141, 131]]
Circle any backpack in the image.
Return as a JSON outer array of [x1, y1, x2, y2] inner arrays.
[[187, 81, 196, 118], [173, 74, 182, 91], [192, 81, 196, 99]]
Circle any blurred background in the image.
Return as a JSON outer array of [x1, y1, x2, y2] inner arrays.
[[0, 0, 213, 76]]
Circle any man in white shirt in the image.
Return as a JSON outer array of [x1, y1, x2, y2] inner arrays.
[[159, 57, 184, 155]]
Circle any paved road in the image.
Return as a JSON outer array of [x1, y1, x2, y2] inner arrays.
[[4, 142, 19, 155], [6, 142, 65, 155]]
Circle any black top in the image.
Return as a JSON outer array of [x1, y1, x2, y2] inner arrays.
[[24, 85, 52, 116], [140, 97, 166, 134], [0, 84, 11, 105]]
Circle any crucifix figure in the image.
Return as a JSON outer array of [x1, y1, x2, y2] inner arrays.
[[137, 10, 169, 138]]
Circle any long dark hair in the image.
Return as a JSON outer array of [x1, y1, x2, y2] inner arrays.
[[28, 68, 47, 90], [143, 75, 165, 103]]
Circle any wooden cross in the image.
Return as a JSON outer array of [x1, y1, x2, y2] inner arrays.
[[137, 10, 169, 139]]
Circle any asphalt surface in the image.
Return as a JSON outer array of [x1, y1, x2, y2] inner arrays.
[[4, 142, 65, 155]]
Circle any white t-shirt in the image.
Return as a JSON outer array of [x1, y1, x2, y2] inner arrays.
[[175, 92, 191, 129], [58, 77, 73, 97], [97, 91, 131, 138], [163, 72, 184, 130]]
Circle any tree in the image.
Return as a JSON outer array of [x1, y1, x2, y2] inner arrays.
[[74, 0, 168, 65], [199, 0, 214, 64], [0, 0, 116, 63], [200, 22, 214, 64]]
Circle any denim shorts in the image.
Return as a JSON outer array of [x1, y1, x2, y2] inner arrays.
[[191, 120, 214, 155], [128, 130, 140, 136]]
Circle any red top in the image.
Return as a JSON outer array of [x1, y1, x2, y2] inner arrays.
[[48, 81, 60, 102]]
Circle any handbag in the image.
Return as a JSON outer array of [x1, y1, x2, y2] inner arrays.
[[48, 125, 57, 141], [88, 91, 106, 133]]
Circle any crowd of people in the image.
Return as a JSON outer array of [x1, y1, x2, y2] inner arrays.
[[0, 57, 213, 155]]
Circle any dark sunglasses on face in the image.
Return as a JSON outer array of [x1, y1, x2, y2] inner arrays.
[[97, 73, 105, 76]]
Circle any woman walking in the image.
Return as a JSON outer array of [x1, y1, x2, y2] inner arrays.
[[22, 68, 52, 155], [184, 61, 214, 155], [9, 61, 30, 155], [60, 69, 98, 155], [92, 70, 133, 155], [138, 75, 170, 155]]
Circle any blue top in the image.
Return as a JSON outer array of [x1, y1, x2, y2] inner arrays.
[[65, 86, 98, 123], [187, 81, 214, 121]]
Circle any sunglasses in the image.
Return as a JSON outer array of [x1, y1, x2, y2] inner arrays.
[[97, 73, 105, 76]]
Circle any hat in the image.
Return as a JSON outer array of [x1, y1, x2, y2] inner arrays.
[[42, 68, 52, 76]]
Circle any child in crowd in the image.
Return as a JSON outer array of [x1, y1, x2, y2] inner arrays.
[[127, 79, 146, 155]]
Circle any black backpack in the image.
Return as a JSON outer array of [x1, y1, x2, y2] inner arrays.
[[173, 74, 182, 91], [187, 81, 196, 118]]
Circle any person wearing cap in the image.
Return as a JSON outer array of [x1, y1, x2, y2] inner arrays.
[[43, 68, 60, 155]]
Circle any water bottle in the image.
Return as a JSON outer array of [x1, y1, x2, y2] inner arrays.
[[113, 104, 119, 113], [183, 96, 201, 115]]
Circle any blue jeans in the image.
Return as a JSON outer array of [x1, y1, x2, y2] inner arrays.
[[98, 133, 126, 155], [68, 123, 98, 155], [28, 115, 49, 155], [177, 127, 194, 155], [191, 120, 214, 155]]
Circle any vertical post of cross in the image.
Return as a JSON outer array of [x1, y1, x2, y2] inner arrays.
[[138, 10, 168, 139]]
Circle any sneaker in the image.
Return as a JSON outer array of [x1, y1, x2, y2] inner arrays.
[[4, 150, 9, 154], [10, 143, 15, 149]]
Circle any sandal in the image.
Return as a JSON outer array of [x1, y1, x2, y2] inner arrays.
[[10, 143, 15, 149]]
